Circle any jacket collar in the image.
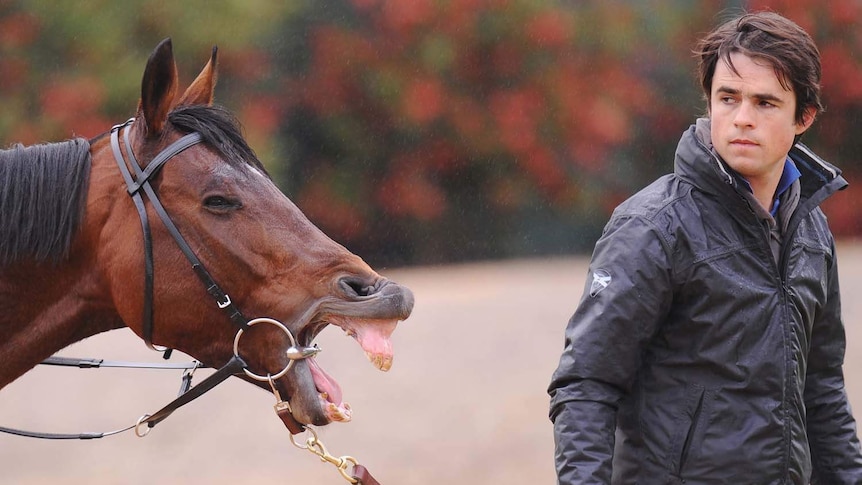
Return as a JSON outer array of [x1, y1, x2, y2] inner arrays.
[[673, 118, 847, 207]]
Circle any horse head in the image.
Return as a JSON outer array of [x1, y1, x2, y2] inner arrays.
[[85, 39, 414, 427]]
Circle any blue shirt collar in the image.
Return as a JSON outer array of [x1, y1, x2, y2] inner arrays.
[[735, 158, 801, 216], [771, 158, 801, 216]]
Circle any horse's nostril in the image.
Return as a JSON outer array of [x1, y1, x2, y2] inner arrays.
[[340, 277, 377, 298]]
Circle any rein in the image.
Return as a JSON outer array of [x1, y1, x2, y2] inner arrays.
[[0, 119, 381, 484]]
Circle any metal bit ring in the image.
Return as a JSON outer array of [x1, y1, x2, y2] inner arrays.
[[233, 317, 297, 381]]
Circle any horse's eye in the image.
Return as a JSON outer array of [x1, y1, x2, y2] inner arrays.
[[203, 195, 241, 212]]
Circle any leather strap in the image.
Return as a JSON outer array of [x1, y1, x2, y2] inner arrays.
[[276, 406, 306, 435], [120, 124, 248, 330], [141, 355, 247, 429], [110, 123, 158, 350], [41, 356, 203, 370], [110, 120, 248, 353], [0, 425, 124, 440], [0, 356, 245, 440], [353, 465, 381, 485]]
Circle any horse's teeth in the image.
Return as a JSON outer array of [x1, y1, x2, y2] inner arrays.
[[326, 402, 352, 422], [366, 352, 393, 372]]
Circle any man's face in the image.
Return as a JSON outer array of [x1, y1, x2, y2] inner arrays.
[[709, 52, 813, 189]]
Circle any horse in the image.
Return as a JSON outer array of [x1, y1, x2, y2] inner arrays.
[[0, 38, 414, 431]]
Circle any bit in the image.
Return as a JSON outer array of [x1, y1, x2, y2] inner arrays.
[[286, 343, 322, 360]]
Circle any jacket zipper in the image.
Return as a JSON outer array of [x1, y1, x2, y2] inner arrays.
[[676, 388, 706, 478]]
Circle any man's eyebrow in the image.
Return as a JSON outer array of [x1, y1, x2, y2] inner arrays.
[[715, 85, 740, 95], [715, 85, 785, 103]]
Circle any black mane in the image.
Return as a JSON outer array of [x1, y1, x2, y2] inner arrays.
[[0, 105, 266, 267], [168, 104, 269, 176], [0, 139, 91, 265]]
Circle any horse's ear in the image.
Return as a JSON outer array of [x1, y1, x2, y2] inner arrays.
[[139, 38, 179, 137], [177, 46, 218, 107]]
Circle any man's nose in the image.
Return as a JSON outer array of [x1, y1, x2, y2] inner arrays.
[[733, 101, 756, 128]]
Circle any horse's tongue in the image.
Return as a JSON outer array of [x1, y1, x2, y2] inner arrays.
[[352, 319, 397, 372], [307, 357, 343, 405]]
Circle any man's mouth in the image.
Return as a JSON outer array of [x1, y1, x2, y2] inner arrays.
[[731, 138, 758, 146]]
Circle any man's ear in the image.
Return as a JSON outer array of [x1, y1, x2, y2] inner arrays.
[[796, 106, 817, 135]]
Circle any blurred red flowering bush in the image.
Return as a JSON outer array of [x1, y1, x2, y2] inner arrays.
[[278, 0, 723, 263], [747, 0, 862, 236], [2, 0, 861, 265]]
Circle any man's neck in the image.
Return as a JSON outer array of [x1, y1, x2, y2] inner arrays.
[[748, 175, 782, 213], [744, 157, 801, 215]]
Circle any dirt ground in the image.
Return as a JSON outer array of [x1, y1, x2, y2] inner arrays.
[[2, 244, 861, 484]]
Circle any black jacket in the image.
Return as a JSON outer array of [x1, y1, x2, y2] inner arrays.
[[548, 120, 862, 484]]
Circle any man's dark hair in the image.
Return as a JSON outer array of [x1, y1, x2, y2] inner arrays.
[[695, 11, 823, 125]]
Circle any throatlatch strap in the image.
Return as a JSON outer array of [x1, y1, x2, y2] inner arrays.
[[110, 123, 158, 350]]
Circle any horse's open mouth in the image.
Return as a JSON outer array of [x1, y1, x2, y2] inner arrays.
[[307, 354, 352, 422], [299, 315, 401, 423]]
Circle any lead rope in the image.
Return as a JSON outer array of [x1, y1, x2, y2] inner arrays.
[[267, 376, 380, 485], [240, 320, 379, 484]]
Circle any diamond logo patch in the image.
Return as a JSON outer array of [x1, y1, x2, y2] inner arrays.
[[589, 269, 611, 297]]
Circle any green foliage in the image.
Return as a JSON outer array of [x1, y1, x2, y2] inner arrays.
[[2, 0, 861, 265], [0, 0, 300, 141]]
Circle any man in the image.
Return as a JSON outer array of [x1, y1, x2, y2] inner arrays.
[[548, 11, 862, 484]]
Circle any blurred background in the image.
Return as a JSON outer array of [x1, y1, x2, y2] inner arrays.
[[1, 0, 861, 483], [2, 0, 860, 267]]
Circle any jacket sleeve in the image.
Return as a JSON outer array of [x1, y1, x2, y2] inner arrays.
[[805, 244, 862, 484], [548, 214, 674, 484]]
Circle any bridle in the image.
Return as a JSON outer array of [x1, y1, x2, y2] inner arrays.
[[109, 118, 314, 423], [109, 118, 247, 352], [0, 118, 381, 484]]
